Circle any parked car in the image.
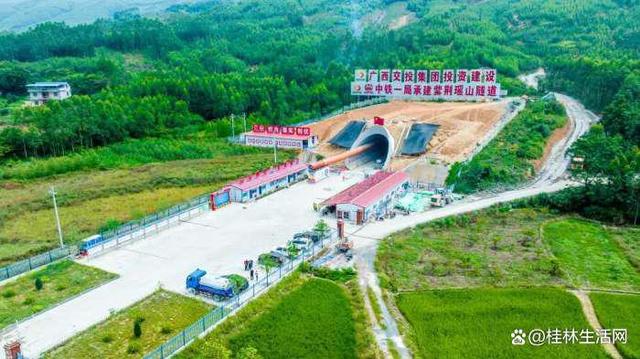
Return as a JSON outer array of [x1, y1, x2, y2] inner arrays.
[[270, 246, 290, 263], [294, 230, 329, 243], [288, 237, 313, 252]]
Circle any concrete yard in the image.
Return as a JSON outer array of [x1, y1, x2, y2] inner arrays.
[[13, 172, 365, 358]]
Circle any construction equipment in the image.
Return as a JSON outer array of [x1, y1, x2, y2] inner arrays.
[[336, 239, 353, 253], [430, 193, 453, 207], [186, 270, 247, 299], [336, 238, 354, 261]]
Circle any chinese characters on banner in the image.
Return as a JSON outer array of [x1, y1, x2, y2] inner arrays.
[[351, 68, 501, 100], [245, 136, 303, 149], [252, 124, 311, 137]]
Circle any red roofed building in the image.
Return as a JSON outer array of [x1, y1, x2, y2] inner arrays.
[[321, 171, 409, 224], [226, 159, 308, 202]]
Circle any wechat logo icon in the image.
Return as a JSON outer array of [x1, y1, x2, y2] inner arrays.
[[511, 329, 526, 345]]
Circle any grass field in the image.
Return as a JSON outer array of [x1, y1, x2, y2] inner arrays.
[[397, 288, 607, 358], [0, 152, 295, 265], [590, 292, 640, 359], [543, 219, 640, 290], [376, 208, 564, 291], [179, 271, 379, 359], [609, 226, 640, 270], [0, 260, 116, 329], [45, 290, 211, 358]]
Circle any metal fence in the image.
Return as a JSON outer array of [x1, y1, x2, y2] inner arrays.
[[87, 194, 211, 253], [144, 231, 338, 359], [0, 246, 77, 282]]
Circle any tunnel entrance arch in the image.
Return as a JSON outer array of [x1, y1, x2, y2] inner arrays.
[[345, 126, 394, 170]]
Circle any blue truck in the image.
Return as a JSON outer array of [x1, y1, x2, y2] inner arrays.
[[186, 269, 248, 298]]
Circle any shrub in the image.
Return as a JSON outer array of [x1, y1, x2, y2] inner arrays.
[[126, 343, 140, 354], [1, 290, 15, 298], [133, 320, 142, 338], [34, 277, 43, 291], [237, 346, 263, 359], [101, 335, 113, 343], [22, 297, 34, 305], [160, 325, 173, 334]]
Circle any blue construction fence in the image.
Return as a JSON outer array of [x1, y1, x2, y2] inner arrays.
[[144, 231, 338, 359], [0, 246, 77, 282], [84, 193, 212, 252]]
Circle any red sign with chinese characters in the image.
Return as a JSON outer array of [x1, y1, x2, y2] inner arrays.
[[351, 68, 501, 100], [252, 124, 311, 137]]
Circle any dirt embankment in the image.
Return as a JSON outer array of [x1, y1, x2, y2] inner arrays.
[[532, 118, 572, 172], [308, 100, 509, 165]]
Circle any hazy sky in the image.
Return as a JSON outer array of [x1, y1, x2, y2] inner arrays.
[[0, 0, 203, 32]]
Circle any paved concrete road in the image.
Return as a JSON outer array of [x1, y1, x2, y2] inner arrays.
[[13, 172, 364, 358]]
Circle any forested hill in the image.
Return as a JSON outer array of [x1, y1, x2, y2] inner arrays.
[[0, 0, 638, 161]]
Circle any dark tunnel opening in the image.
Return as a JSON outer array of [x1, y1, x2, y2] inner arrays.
[[347, 134, 391, 169]]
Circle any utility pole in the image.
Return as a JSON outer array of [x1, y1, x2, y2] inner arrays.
[[273, 136, 277, 164], [230, 114, 235, 141], [49, 186, 64, 248], [242, 113, 247, 134]]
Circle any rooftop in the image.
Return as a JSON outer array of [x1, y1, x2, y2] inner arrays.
[[322, 171, 409, 208], [27, 82, 69, 88], [227, 159, 308, 191]]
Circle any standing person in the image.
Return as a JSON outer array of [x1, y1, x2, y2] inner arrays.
[[255, 269, 259, 281], [243, 259, 248, 271], [250, 269, 254, 280]]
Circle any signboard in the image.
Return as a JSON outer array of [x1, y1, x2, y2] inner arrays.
[[351, 68, 501, 100], [245, 135, 303, 149], [252, 124, 311, 137]]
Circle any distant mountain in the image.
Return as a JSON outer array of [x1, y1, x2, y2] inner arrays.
[[0, 0, 206, 32]]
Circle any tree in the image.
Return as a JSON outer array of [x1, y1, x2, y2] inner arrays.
[[313, 219, 330, 237], [0, 63, 29, 95]]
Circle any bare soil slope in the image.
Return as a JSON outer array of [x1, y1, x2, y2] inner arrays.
[[309, 100, 510, 166]]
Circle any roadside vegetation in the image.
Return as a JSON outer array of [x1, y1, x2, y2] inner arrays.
[[0, 260, 116, 329], [45, 289, 211, 359], [178, 270, 380, 359], [398, 288, 607, 358], [447, 99, 567, 193], [589, 292, 640, 359]]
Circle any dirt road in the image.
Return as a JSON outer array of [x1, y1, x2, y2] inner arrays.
[[518, 68, 546, 90], [351, 92, 599, 358]]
